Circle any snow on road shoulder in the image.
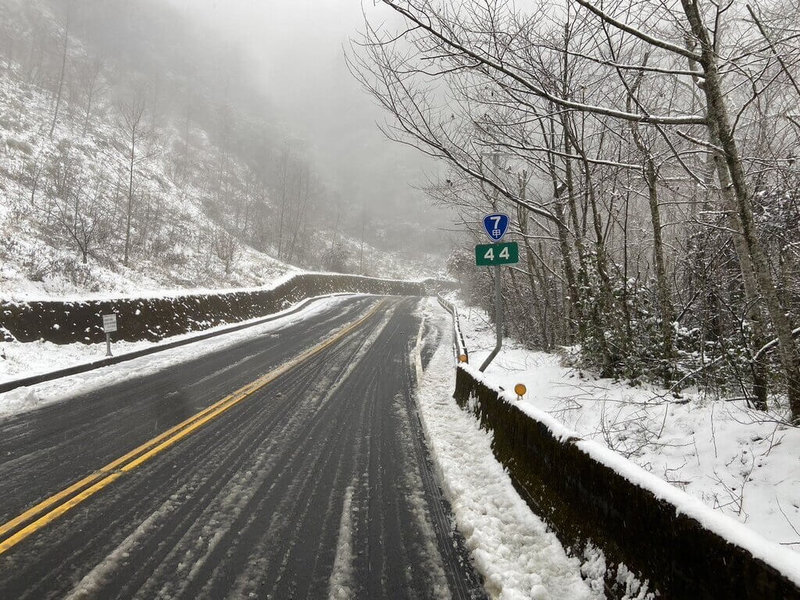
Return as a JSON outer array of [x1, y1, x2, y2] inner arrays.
[[414, 301, 597, 600], [0, 295, 364, 420], [329, 482, 356, 600]]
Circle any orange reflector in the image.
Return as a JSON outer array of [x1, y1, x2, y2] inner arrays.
[[458, 354, 469, 363], [514, 383, 527, 398]]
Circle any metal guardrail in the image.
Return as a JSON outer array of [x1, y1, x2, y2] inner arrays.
[[436, 294, 468, 363]]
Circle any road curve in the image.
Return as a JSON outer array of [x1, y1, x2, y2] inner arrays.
[[0, 296, 486, 599]]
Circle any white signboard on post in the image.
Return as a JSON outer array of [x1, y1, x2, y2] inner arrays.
[[102, 314, 118, 333]]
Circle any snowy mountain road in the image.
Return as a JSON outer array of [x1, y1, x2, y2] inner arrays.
[[0, 296, 485, 599]]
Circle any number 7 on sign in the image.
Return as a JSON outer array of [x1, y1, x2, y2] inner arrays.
[[483, 213, 509, 242]]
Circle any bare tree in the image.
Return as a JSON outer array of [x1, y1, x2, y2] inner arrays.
[[49, 0, 73, 138], [115, 88, 148, 267], [353, 0, 800, 418], [213, 228, 238, 276], [75, 57, 104, 135], [53, 176, 110, 265]]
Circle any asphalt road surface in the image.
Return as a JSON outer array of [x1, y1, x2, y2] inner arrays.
[[0, 296, 486, 600]]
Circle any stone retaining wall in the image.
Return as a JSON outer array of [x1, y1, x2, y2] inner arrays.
[[454, 366, 800, 600], [0, 274, 427, 344]]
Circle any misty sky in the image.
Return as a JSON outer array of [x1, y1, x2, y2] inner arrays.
[[167, 1, 379, 127], [165, 0, 438, 228]]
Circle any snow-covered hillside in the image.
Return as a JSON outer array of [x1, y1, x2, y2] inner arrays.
[[0, 0, 444, 300], [0, 59, 299, 297]]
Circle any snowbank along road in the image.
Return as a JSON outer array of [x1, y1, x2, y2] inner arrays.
[[0, 296, 485, 599]]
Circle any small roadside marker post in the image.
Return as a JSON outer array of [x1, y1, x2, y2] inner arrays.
[[476, 214, 518, 372], [102, 314, 118, 357]]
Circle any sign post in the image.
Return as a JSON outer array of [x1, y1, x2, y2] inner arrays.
[[476, 214, 518, 372], [102, 314, 117, 357]]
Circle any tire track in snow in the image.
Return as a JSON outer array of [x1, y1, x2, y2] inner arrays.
[[112, 303, 395, 600], [2, 304, 387, 600], [0, 297, 377, 523], [219, 306, 396, 599], [129, 312, 393, 600], [1, 298, 487, 600]]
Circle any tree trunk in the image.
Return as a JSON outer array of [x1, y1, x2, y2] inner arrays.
[[517, 185, 550, 348], [541, 109, 580, 339], [553, 197, 579, 340], [711, 143, 769, 409], [645, 160, 675, 383], [561, 122, 593, 339], [124, 132, 135, 266], [682, 0, 800, 419], [82, 85, 94, 136], [625, 70, 674, 380], [49, 6, 70, 139]]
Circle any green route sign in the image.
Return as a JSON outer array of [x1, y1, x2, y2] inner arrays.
[[475, 242, 519, 266]]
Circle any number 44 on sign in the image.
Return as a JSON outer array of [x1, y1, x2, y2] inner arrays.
[[475, 241, 519, 266]]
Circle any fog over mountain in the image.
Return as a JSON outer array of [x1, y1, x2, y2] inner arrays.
[[0, 0, 456, 299], [166, 0, 451, 246]]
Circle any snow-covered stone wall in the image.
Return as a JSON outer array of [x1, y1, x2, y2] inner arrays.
[[0, 274, 428, 344], [453, 365, 800, 600]]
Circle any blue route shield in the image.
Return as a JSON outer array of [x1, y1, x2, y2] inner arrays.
[[482, 213, 510, 242]]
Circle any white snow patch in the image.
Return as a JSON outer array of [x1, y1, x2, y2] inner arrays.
[[414, 300, 596, 600], [329, 483, 356, 600], [393, 394, 452, 599], [64, 492, 182, 599], [614, 564, 655, 600]]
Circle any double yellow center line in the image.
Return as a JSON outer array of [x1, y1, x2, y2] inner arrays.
[[0, 300, 383, 556]]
